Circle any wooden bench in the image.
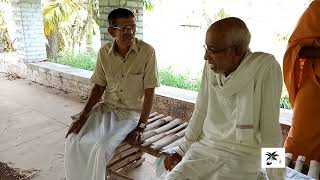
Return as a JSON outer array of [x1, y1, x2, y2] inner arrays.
[[70, 112, 188, 180], [106, 112, 188, 180]]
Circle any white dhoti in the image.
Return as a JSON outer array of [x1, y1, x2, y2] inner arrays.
[[64, 107, 138, 180], [166, 143, 265, 180]]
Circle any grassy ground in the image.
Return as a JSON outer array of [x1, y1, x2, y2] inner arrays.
[[52, 53, 291, 109]]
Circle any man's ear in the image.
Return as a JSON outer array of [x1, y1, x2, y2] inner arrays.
[[108, 27, 116, 38]]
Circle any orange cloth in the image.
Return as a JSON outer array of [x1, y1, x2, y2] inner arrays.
[[284, 0, 320, 165]]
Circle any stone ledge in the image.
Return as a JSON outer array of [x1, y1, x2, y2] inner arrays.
[[29, 61, 92, 83]]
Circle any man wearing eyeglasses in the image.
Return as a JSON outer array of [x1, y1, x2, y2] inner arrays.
[[164, 17, 285, 180], [64, 8, 159, 180]]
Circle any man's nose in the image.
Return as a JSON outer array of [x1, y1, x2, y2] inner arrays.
[[126, 27, 134, 34], [204, 52, 209, 61]]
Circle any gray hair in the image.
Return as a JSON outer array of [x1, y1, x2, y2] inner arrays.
[[211, 17, 251, 53]]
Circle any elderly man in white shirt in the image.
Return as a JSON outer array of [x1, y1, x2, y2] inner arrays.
[[164, 17, 285, 180], [64, 8, 159, 180]]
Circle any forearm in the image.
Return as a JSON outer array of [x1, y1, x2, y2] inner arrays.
[[299, 46, 320, 59], [81, 84, 106, 117], [139, 88, 155, 123], [177, 110, 205, 156]]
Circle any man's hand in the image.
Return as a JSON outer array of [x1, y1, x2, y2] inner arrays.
[[126, 127, 144, 146], [164, 152, 182, 171], [65, 114, 87, 138], [65, 84, 105, 138]]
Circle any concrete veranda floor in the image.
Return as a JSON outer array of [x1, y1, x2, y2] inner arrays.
[[0, 73, 162, 180]]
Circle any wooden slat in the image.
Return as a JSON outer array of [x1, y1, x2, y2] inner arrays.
[[141, 132, 166, 146], [107, 169, 133, 180], [151, 129, 187, 150], [165, 122, 188, 135], [149, 112, 159, 118], [147, 114, 165, 123], [117, 141, 127, 147], [142, 117, 180, 140], [151, 135, 178, 150], [162, 137, 185, 151], [114, 144, 132, 156], [110, 152, 143, 171], [153, 118, 182, 134], [175, 128, 187, 137], [145, 116, 173, 131], [141, 130, 157, 141], [108, 147, 140, 166], [118, 157, 145, 174]]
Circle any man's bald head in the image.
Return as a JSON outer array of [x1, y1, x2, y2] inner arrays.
[[204, 17, 251, 75], [208, 17, 251, 53]]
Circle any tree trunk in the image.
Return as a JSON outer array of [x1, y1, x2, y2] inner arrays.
[[86, 16, 94, 52], [46, 30, 59, 61]]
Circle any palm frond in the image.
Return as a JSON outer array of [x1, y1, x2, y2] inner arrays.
[[143, 0, 154, 11], [42, 0, 80, 37]]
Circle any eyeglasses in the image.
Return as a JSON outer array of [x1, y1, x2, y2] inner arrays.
[[111, 25, 136, 32], [203, 45, 232, 55]]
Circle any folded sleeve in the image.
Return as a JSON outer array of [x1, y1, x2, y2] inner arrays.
[[143, 47, 160, 89], [90, 50, 107, 86]]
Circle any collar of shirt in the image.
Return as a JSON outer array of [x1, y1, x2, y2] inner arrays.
[[108, 38, 139, 56], [218, 50, 252, 86]]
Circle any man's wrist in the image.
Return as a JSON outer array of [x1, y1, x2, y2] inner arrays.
[[80, 111, 88, 117], [137, 121, 147, 129], [136, 127, 145, 132]]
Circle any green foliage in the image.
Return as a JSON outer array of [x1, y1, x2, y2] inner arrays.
[[53, 52, 97, 71], [159, 68, 201, 92], [280, 95, 291, 109], [0, 7, 15, 52], [42, 0, 99, 54], [143, 0, 154, 11], [215, 8, 230, 20], [42, 0, 79, 37]]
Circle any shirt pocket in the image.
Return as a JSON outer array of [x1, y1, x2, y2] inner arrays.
[[236, 124, 254, 144], [122, 73, 144, 98]]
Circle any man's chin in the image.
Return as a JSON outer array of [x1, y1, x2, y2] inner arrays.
[[124, 38, 134, 45], [210, 68, 223, 74]]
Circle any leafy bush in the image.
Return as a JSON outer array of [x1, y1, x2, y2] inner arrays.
[[159, 68, 201, 92], [53, 52, 97, 71], [280, 95, 291, 109]]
